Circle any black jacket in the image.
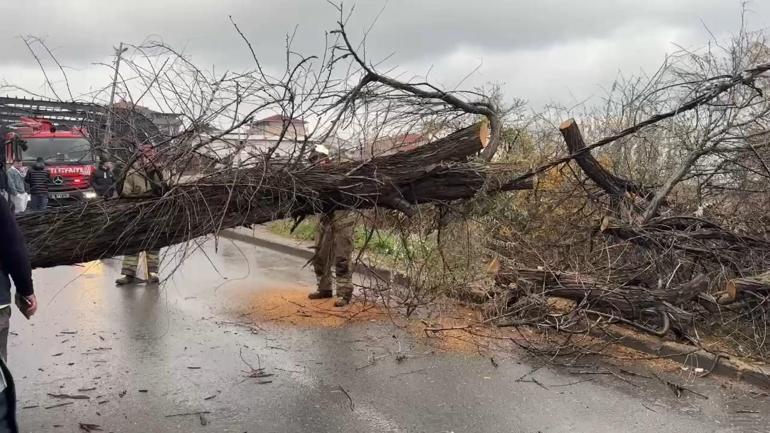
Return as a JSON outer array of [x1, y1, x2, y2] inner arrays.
[[24, 164, 48, 195], [93, 167, 115, 198], [0, 130, 6, 194], [0, 196, 33, 306], [0, 166, 7, 195]]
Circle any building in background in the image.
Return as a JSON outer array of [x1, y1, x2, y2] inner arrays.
[[248, 115, 306, 140], [240, 115, 308, 157], [193, 115, 310, 167], [112, 100, 183, 138]]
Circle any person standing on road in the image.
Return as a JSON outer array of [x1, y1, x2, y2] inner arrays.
[[0, 191, 37, 358], [93, 159, 116, 199], [24, 158, 49, 212], [115, 144, 167, 285], [0, 193, 37, 432], [306, 145, 356, 307], [5, 161, 26, 214]]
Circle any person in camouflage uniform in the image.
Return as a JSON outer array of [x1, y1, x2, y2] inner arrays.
[[115, 143, 166, 285], [306, 145, 356, 307]]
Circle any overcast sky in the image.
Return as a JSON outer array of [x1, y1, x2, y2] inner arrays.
[[0, 0, 768, 111]]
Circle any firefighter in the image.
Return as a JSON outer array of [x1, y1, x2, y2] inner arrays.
[[93, 159, 116, 199], [306, 145, 356, 307], [115, 143, 166, 286], [25, 158, 49, 212]]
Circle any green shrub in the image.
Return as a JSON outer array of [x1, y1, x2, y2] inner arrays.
[[267, 218, 318, 241]]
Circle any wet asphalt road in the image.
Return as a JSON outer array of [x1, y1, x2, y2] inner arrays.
[[7, 237, 770, 432]]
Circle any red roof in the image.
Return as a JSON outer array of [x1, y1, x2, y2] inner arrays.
[[112, 100, 136, 109], [397, 133, 425, 145], [255, 114, 306, 124]]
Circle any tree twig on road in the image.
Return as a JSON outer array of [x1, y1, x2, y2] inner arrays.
[[165, 411, 211, 418], [44, 402, 74, 410], [332, 385, 355, 411], [47, 393, 90, 400]]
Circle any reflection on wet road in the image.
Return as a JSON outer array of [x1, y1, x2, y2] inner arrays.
[[9, 238, 768, 432]]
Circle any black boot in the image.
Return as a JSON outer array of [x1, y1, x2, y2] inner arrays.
[[115, 275, 136, 285], [334, 295, 352, 307], [308, 290, 333, 300]]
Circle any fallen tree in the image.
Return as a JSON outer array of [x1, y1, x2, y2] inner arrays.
[[483, 58, 770, 343], [20, 122, 532, 269], [16, 9, 770, 358], [495, 266, 709, 335]]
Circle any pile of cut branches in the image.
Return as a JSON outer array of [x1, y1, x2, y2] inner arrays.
[[480, 43, 770, 361]]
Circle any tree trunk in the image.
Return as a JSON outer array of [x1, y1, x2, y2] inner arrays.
[[599, 215, 770, 262], [719, 271, 770, 304], [20, 122, 532, 269], [495, 266, 708, 334], [559, 119, 649, 199], [499, 268, 707, 312]]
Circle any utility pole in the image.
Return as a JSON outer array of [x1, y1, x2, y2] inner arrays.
[[101, 42, 128, 153]]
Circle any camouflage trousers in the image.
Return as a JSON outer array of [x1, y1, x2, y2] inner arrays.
[[312, 212, 355, 298], [121, 250, 160, 277]]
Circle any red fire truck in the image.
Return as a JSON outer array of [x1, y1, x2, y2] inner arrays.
[[4, 117, 98, 203]]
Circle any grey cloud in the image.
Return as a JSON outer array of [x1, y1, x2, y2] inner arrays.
[[0, 0, 766, 107], [0, 0, 762, 65]]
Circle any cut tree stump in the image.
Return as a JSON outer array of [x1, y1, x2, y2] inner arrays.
[[719, 271, 770, 304]]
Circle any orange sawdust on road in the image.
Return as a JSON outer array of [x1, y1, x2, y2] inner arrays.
[[236, 286, 493, 352], [237, 287, 566, 356], [240, 287, 388, 327], [408, 310, 497, 354], [236, 287, 675, 365]]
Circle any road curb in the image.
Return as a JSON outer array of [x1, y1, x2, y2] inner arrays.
[[219, 227, 410, 286], [220, 227, 770, 390], [220, 228, 315, 260], [596, 324, 770, 389]]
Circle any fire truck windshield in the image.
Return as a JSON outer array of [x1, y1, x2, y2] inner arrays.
[[22, 137, 94, 163]]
